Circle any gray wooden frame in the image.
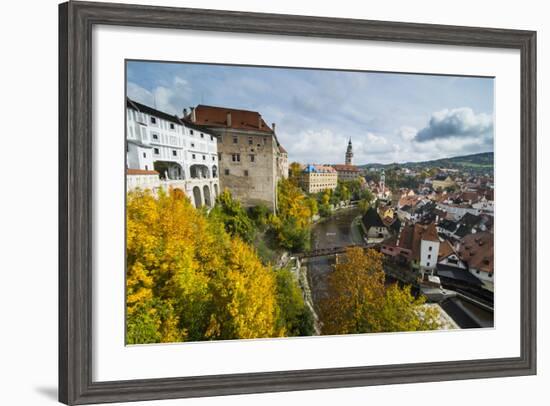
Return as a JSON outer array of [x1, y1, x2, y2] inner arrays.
[[59, 1, 537, 404]]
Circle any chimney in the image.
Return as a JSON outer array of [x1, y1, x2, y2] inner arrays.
[[226, 112, 232, 127], [190, 107, 196, 123], [258, 114, 262, 129], [272, 122, 276, 133]]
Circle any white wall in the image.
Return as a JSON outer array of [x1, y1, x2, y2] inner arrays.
[[0, 0, 547, 405]]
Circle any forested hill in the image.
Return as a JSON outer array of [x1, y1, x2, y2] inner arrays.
[[361, 152, 494, 172]]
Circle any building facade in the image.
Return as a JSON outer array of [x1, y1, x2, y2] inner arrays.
[[126, 98, 219, 208], [332, 164, 360, 182], [299, 164, 338, 194], [185, 105, 286, 211]]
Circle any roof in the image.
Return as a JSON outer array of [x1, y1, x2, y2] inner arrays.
[[127, 98, 183, 125], [127, 168, 159, 175], [458, 231, 494, 274], [436, 265, 483, 286], [332, 164, 360, 172], [397, 224, 415, 251], [188, 105, 274, 134], [303, 164, 336, 174], [362, 207, 386, 230], [461, 212, 482, 228], [438, 240, 456, 260]]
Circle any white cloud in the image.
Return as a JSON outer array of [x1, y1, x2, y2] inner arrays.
[[415, 107, 493, 142], [126, 76, 194, 115], [397, 126, 417, 141]]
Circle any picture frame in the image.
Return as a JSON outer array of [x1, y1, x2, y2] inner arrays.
[[59, 1, 537, 404]]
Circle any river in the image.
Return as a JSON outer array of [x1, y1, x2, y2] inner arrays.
[[306, 207, 361, 309]]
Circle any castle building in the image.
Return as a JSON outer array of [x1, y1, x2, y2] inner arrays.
[[126, 98, 219, 208], [300, 164, 338, 194], [345, 138, 353, 165], [184, 105, 286, 211]]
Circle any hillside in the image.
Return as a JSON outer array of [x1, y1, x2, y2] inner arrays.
[[361, 152, 494, 172]]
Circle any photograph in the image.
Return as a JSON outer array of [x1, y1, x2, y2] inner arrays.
[[125, 61, 495, 344]]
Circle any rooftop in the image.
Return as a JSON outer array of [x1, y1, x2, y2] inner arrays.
[[187, 104, 274, 134]]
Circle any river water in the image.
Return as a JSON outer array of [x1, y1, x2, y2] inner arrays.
[[307, 207, 361, 309]]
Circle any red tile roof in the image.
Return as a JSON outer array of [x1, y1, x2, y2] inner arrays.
[[332, 164, 360, 172], [458, 231, 494, 274], [189, 105, 274, 133]]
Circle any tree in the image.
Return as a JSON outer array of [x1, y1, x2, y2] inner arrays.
[[320, 247, 439, 335], [288, 162, 303, 186], [210, 189, 255, 242], [275, 267, 315, 336], [126, 188, 281, 343]]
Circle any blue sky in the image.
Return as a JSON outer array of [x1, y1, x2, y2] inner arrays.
[[127, 61, 494, 165]]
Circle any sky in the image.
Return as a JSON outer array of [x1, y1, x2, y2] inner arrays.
[[127, 61, 494, 165]]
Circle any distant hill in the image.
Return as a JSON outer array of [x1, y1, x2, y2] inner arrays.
[[360, 152, 494, 172]]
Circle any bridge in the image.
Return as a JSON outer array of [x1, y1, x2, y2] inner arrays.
[[296, 243, 378, 259]]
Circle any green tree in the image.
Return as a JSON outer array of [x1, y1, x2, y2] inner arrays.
[[210, 189, 255, 242], [275, 267, 315, 336]]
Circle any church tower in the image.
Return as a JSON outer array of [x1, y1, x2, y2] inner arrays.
[[345, 138, 353, 165]]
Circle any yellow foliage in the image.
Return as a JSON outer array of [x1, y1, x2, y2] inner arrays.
[[321, 247, 440, 335], [126, 188, 280, 344]]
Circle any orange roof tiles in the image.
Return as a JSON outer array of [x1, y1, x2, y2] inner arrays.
[[190, 105, 274, 134]]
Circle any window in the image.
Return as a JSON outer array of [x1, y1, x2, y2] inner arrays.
[[200, 133, 204, 138], [248, 136, 253, 145], [191, 143, 195, 148], [428, 254, 431, 259], [169, 123, 175, 130], [249, 154, 255, 163], [212, 156, 215, 161], [426, 262, 430, 267], [244, 170, 249, 177], [172, 150, 177, 156], [233, 137, 238, 144], [190, 130, 194, 135], [476, 270, 480, 274], [152, 133, 158, 140], [210, 135, 214, 141], [153, 148, 159, 155], [224, 169, 230, 176], [232, 153, 241, 162], [202, 155, 206, 160], [429, 246, 432, 251], [488, 273, 493, 278], [192, 154, 196, 159], [145, 165, 148, 170], [150, 117, 156, 124], [218, 153, 222, 161]]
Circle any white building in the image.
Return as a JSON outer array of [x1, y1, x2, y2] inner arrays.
[[126, 98, 219, 208]]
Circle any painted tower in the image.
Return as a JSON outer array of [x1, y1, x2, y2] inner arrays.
[[345, 138, 353, 165]]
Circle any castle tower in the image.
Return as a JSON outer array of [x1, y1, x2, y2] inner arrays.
[[345, 138, 353, 165]]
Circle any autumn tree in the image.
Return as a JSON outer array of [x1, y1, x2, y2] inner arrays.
[[126, 189, 281, 344], [320, 247, 439, 335], [288, 162, 303, 186]]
